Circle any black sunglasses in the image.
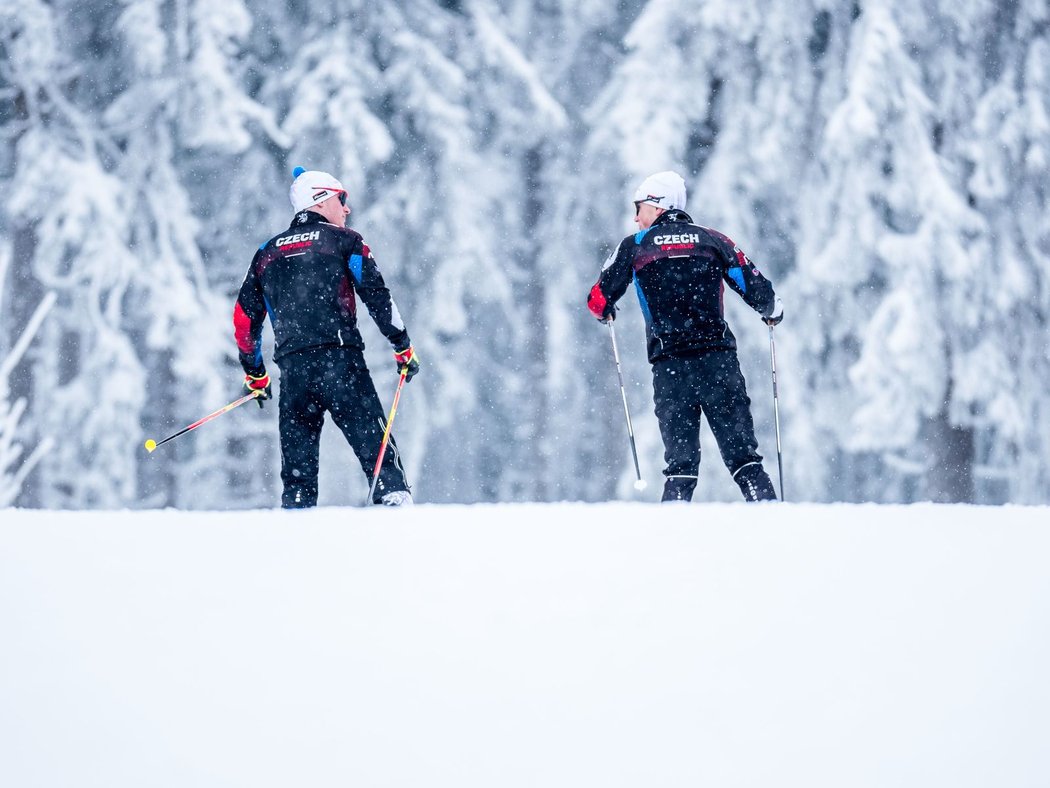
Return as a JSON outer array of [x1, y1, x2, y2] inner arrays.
[[314, 187, 350, 209]]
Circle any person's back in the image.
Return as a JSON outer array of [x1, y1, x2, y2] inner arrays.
[[245, 213, 407, 361], [622, 211, 776, 362]]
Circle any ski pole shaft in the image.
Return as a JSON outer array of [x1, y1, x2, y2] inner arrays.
[[608, 322, 645, 488], [769, 325, 785, 501], [144, 390, 262, 453], [364, 369, 408, 506]]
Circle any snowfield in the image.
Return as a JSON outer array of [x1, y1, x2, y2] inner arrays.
[[2, 503, 1048, 788]]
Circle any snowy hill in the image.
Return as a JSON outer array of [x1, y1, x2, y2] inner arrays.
[[2, 503, 1049, 788]]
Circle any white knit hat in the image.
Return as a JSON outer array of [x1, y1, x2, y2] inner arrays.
[[632, 171, 687, 211], [289, 166, 347, 212]]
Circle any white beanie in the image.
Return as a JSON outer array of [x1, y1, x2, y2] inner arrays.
[[632, 171, 687, 211], [289, 166, 346, 212]]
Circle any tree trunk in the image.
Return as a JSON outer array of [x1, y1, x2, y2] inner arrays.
[[922, 410, 975, 503]]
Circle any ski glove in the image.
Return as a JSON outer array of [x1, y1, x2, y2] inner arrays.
[[598, 305, 618, 325], [763, 296, 784, 327], [394, 347, 420, 381], [243, 372, 272, 407]]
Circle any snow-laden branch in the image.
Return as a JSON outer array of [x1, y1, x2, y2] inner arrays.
[[0, 292, 56, 507]]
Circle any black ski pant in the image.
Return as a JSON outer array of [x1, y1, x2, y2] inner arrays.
[[276, 346, 409, 508], [652, 350, 776, 502]]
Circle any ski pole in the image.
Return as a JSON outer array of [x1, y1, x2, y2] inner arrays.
[[608, 322, 647, 491], [364, 368, 409, 505], [144, 390, 263, 453], [768, 325, 785, 501]]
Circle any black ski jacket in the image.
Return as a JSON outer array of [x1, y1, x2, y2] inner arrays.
[[234, 211, 410, 376], [588, 209, 777, 363]]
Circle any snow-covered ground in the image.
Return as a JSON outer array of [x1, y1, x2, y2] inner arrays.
[[1, 503, 1048, 788]]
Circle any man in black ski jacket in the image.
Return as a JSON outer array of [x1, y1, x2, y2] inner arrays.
[[587, 171, 783, 502], [234, 167, 420, 508]]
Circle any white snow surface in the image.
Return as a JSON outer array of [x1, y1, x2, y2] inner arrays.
[[2, 503, 1048, 788]]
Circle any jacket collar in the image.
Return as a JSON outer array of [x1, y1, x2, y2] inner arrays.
[[290, 210, 326, 228], [653, 208, 693, 226]]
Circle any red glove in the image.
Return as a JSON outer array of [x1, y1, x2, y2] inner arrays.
[[394, 347, 420, 381], [243, 372, 272, 407]]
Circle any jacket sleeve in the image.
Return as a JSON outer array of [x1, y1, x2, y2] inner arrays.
[[714, 232, 777, 318], [587, 237, 634, 319], [233, 250, 267, 377], [348, 236, 411, 351]]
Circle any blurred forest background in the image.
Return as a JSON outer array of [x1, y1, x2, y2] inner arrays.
[[2, 0, 1048, 508]]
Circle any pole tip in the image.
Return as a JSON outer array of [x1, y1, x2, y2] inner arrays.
[[144, 439, 157, 453], [634, 479, 648, 491]]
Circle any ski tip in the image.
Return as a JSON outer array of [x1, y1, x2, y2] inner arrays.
[[291, 165, 306, 179], [144, 439, 157, 453]]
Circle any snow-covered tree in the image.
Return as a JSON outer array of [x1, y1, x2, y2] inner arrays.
[[798, 0, 1050, 502], [960, 0, 1050, 502], [0, 244, 54, 507], [1, 0, 282, 507]]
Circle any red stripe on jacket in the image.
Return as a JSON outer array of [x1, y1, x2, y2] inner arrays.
[[233, 301, 257, 354], [587, 283, 608, 319]]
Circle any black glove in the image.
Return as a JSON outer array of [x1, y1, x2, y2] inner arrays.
[[243, 372, 272, 407], [763, 296, 784, 327], [598, 305, 618, 325], [394, 347, 420, 381]]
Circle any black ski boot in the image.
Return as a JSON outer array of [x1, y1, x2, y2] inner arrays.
[[661, 475, 698, 502], [733, 462, 777, 501]]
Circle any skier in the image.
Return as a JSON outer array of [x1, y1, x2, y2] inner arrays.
[[233, 167, 419, 508], [587, 171, 783, 502]]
